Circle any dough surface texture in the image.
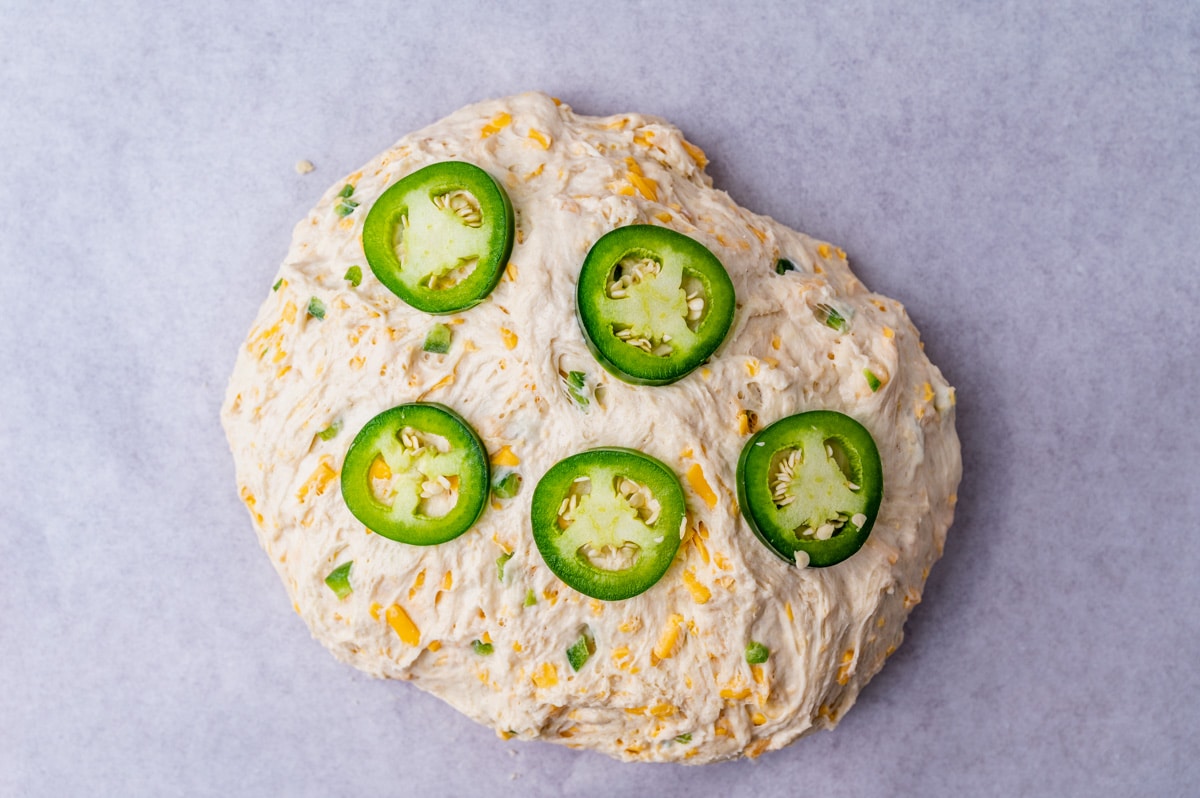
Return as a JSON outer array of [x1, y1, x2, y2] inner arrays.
[[222, 92, 961, 763]]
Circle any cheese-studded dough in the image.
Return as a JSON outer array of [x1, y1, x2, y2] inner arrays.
[[222, 92, 961, 763]]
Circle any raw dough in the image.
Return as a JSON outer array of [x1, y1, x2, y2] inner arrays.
[[222, 92, 961, 763]]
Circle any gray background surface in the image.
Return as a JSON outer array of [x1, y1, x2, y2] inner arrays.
[[2, 2, 1197, 796]]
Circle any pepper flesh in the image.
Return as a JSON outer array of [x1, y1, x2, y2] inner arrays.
[[531, 448, 685, 600], [324, 562, 354, 600], [736, 411, 883, 567], [566, 629, 595, 671], [423, 324, 452, 354], [576, 225, 735, 385], [363, 161, 514, 314], [340, 403, 490, 545]]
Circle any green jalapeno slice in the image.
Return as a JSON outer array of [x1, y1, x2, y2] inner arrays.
[[340, 403, 489, 545], [363, 161, 514, 314], [576, 225, 735, 385], [531, 448, 686, 600], [736, 411, 883, 567]]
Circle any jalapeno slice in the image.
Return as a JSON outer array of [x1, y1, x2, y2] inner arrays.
[[340, 403, 489, 545], [531, 448, 686, 600], [576, 226, 736, 385], [363, 161, 514, 314], [736, 411, 883, 567]]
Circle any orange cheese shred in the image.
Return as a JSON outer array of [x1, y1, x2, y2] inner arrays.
[[481, 112, 511, 138], [686, 463, 718, 509]]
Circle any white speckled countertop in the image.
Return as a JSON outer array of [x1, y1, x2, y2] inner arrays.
[[2, 2, 1197, 795]]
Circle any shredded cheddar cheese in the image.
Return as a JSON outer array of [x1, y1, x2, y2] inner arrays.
[[532, 662, 558, 688], [421, 373, 455, 396], [296, 456, 338, 503], [624, 157, 658, 201], [737, 411, 751, 435], [746, 739, 770, 759], [385, 604, 420, 646], [649, 703, 676, 718], [408, 569, 426, 600], [481, 112, 511, 138], [682, 570, 711, 604], [652, 613, 684, 663], [686, 463, 718, 509], [491, 446, 520, 467], [836, 649, 855, 685], [681, 140, 707, 168]]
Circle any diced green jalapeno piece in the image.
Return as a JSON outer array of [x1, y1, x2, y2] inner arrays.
[[423, 323, 452, 354], [745, 641, 770, 664], [364, 161, 514, 314], [340, 403, 490, 545], [813, 303, 846, 331], [317, 419, 341, 441], [566, 629, 595, 671], [335, 187, 359, 217], [307, 297, 326, 320], [674, 733, 692, 744], [496, 551, 514, 582], [774, 258, 795, 275], [565, 370, 589, 408], [344, 265, 362, 286], [736, 411, 883, 567], [493, 472, 522, 499], [524, 589, 537, 606], [272, 278, 282, 291], [472, 640, 494, 656], [864, 369, 882, 392], [531, 448, 686, 600], [324, 562, 354, 600], [576, 225, 736, 385]]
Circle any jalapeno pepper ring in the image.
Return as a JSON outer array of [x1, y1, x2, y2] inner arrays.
[[736, 411, 883, 567], [576, 225, 736, 385], [340, 403, 489, 545], [363, 161, 514, 314], [531, 448, 686, 600]]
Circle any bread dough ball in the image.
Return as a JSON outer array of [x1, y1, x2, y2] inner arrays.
[[222, 92, 961, 763]]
